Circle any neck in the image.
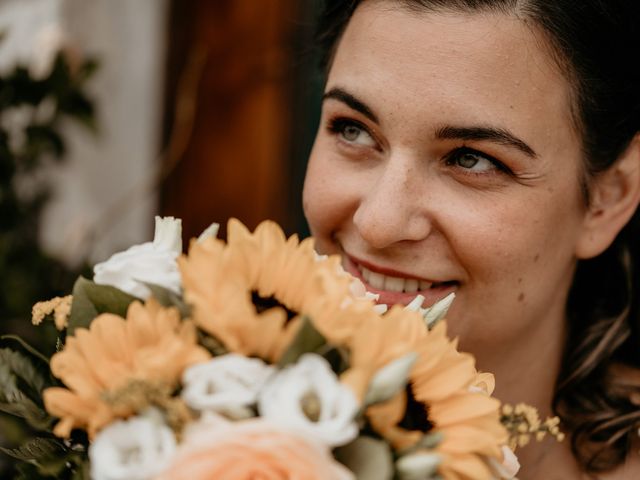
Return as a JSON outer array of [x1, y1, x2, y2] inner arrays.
[[474, 298, 586, 479]]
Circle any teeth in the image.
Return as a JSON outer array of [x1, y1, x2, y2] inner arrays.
[[368, 271, 386, 290], [404, 279, 419, 293], [360, 266, 437, 293], [384, 276, 405, 292]]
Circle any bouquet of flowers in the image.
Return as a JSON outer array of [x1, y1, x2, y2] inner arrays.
[[0, 217, 563, 479]]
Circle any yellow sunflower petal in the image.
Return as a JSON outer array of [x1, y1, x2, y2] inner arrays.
[[429, 394, 502, 426], [180, 219, 364, 362], [44, 300, 210, 438]]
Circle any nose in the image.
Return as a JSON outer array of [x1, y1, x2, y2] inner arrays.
[[352, 156, 432, 249]]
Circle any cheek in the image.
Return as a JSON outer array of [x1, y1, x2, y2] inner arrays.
[[442, 192, 583, 345], [303, 145, 360, 253], [450, 188, 584, 299]]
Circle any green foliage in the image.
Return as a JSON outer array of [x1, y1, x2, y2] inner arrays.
[[1, 437, 89, 479], [0, 347, 55, 430], [67, 277, 138, 334], [0, 46, 98, 479], [277, 315, 327, 367], [144, 282, 191, 318], [0, 52, 98, 330], [197, 328, 229, 357], [334, 436, 394, 480]]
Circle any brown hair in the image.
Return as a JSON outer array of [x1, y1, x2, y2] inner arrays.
[[314, 0, 640, 473]]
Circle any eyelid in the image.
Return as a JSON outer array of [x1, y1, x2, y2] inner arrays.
[[326, 116, 380, 149], [445, 146, 513, 175]]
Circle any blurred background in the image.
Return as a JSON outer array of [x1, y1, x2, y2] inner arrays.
[[0, 0, 324, 474]]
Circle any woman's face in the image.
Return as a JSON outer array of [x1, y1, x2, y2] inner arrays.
[[303, 1, 592, 349]]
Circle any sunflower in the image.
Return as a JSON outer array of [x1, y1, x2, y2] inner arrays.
[[178, 219, 372, 362], [43, 299, 210, 438], [365, 319, 508, 480], [339, 305, 426, 401]]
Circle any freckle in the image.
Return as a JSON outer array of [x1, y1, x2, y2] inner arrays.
[[518, 293, 525, 302], [517, 277, 522, 284], [534, 254, 540, 262]]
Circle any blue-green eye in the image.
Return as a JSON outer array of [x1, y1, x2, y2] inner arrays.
[[328, 118, 377, 147], [446, 147, 508, 174]]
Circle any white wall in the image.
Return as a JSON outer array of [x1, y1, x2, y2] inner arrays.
[[0, 0, 168, 265]]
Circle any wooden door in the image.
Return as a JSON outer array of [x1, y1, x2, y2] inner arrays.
[[161, 0, 320, 242]]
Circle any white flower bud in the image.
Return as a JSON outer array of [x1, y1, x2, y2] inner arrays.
[[488, 446, 521, 479], [396, 452, 442, 480], [197, 222, 220, 242], [364, 352, 418, 406], [423, 293, 455, 328], [405, 295, 426, 312]]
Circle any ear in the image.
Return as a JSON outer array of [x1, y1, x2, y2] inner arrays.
[[576, 134, 640, 259]]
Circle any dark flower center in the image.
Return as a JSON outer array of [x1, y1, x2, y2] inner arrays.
[[251, 291, 297, 322], [397, 382, 434, 433]]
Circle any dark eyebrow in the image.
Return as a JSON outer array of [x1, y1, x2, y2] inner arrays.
[[435, 125, 537, 158], [322, 88, 379, 124]]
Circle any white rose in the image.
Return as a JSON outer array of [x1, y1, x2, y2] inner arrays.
[[89, 414, 176, 480], [258, 353, 359, 447], [181, 354, 275, 418], [93, 216, 182, 298]]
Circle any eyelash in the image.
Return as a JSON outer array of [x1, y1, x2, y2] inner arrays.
[[444, 147, 513, 176], [326, 116, 513, 176], [327, 117, 377, 146]]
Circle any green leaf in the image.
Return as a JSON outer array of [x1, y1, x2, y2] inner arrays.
[[75, 58, 99, 84], [25, 125, 65, 158], [334, 436, 394, 480], [84, 281, 139, 316], [0, 437, 65, 464], [0, 335, 51, 364], [0, 356, 52, 430], [67, 277, 139, 334], [0, 348, 54, 430], [0, 437, 83, 477], [0, 348, 53, 400], [58, 90, 96, 133], [67, 277, 98, 334], [277, 316, 327, 368], [144, 282, 190, 318], [14, 463, 42, 480], [70, 458, 91, 480], [319, 345, 350, 376], [197, 329, 229, 357]]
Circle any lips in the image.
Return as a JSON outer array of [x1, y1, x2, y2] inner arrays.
[[344, 254, 458, 307]]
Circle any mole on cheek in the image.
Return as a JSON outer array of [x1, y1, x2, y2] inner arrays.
[[534, 254, 540, 263], [518, 292, 525, 302]]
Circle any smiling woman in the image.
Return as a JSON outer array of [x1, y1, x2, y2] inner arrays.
[[303, 1, 640, 479]]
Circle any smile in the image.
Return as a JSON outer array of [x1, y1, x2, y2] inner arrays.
[[359, 265, 439, 293], [343, 254, 458, 306]]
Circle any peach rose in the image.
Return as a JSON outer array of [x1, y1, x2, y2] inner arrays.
[[155, 414, 354, 480]]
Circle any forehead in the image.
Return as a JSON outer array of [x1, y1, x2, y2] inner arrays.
[[328, 1, 580, 157]]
